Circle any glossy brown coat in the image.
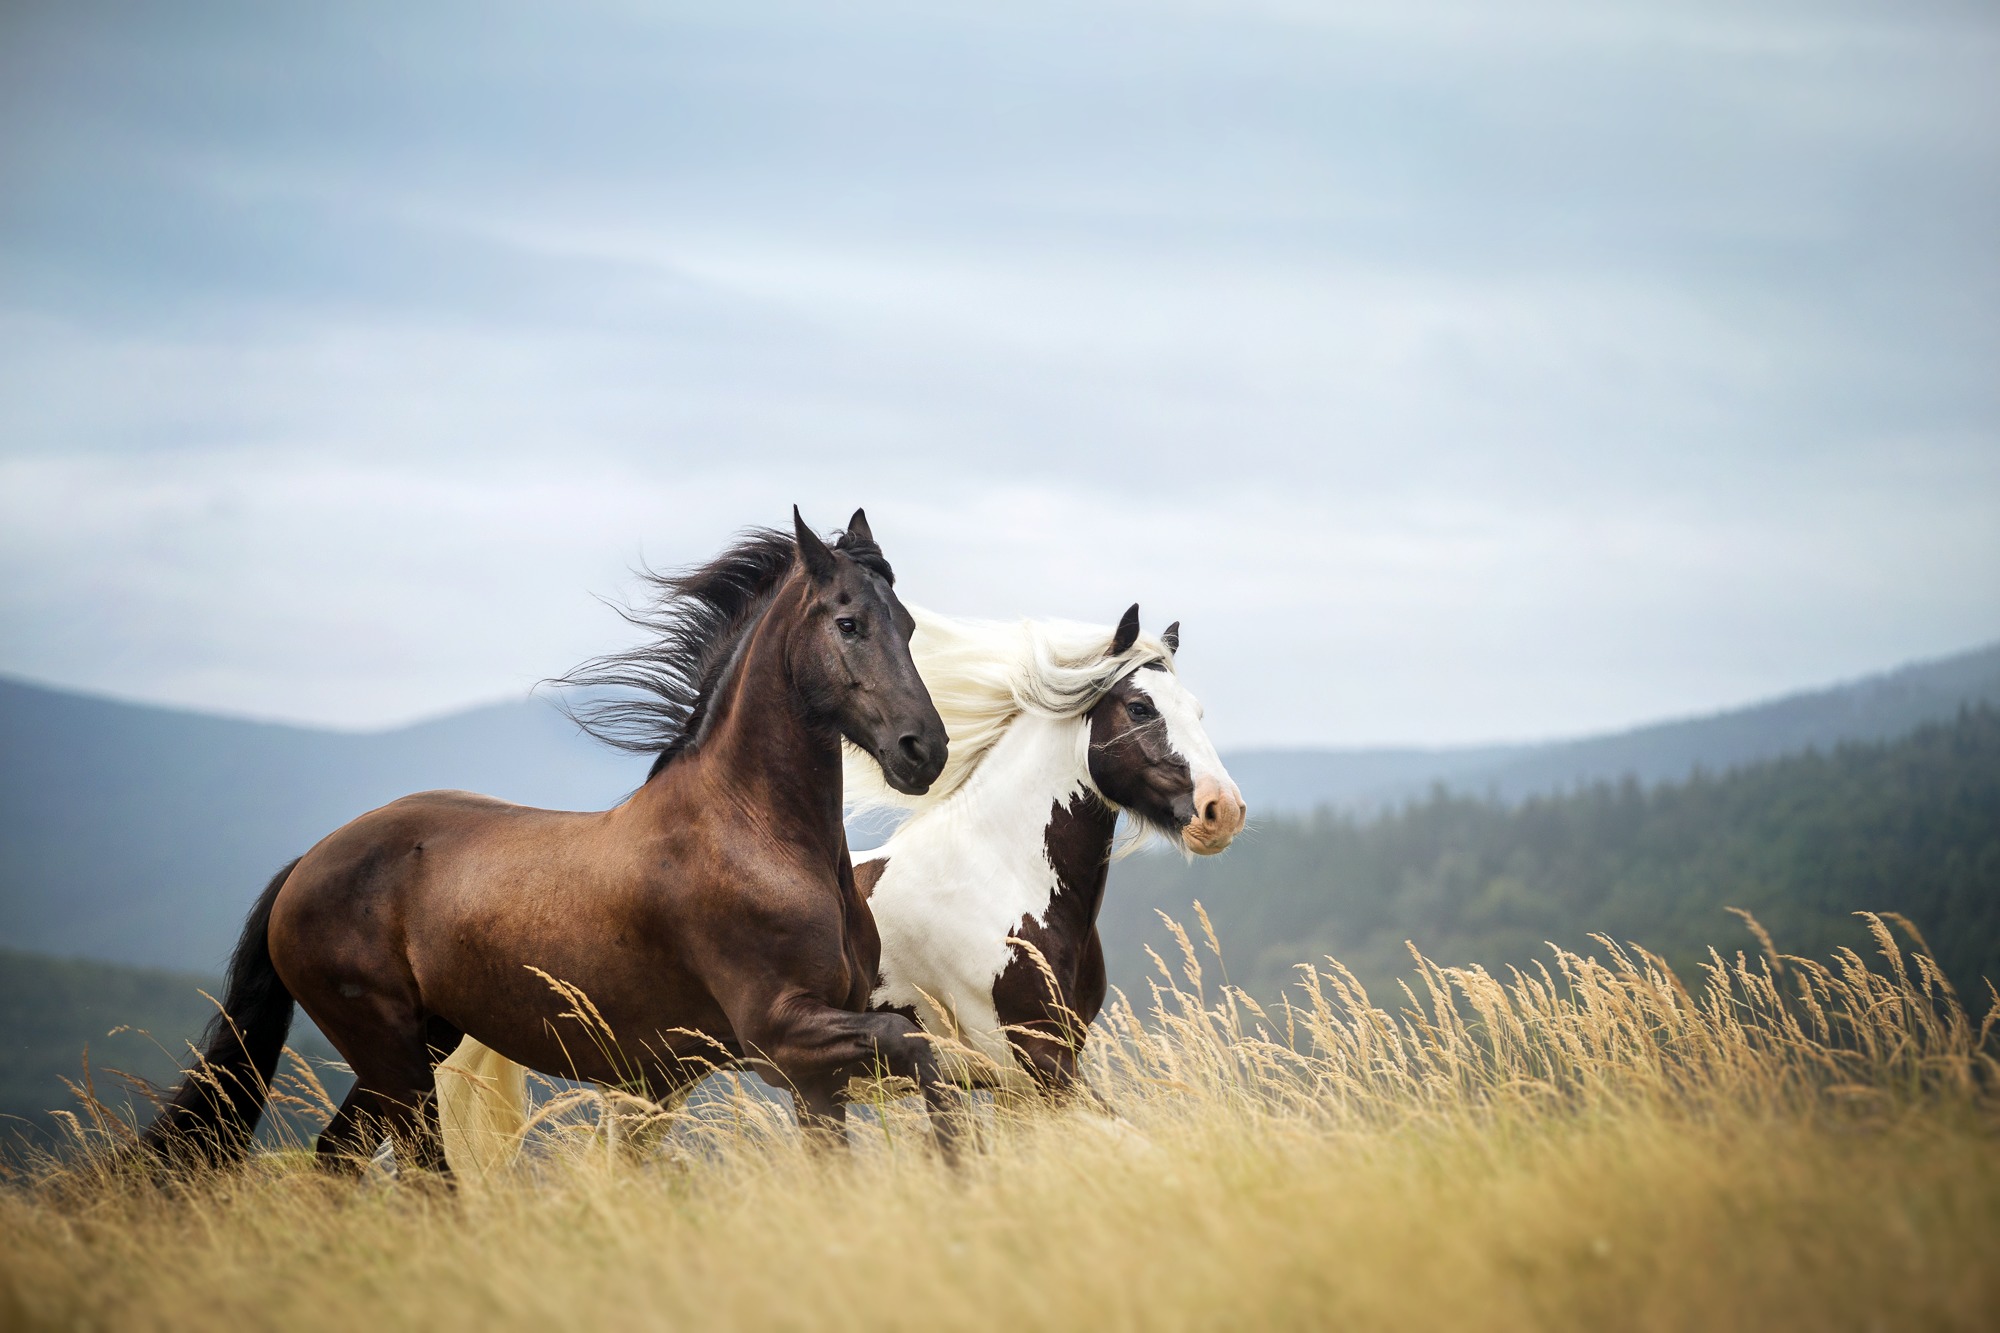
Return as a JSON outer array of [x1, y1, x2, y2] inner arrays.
[[144, 512, 959, 1173]]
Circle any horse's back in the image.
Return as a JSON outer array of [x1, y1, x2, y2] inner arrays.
[[283, 789, 590, 894], [269, 790, 615, 989]]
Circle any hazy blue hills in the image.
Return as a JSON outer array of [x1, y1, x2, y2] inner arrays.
[[1, 637, 1996, 977], [0, 678, 644, 973]]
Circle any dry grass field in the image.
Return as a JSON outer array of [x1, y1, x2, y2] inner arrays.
[[5, 910, 1997, 1332]]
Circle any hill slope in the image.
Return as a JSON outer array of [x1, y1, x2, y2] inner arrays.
[[0, 678, 643, 972], [0, 949, 348, 1157]]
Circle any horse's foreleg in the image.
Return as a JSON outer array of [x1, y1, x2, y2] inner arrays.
[[1000, 1032, 1150, 1150], [751, 1007, 965, 1162], [843, 1010, 964, 1161], [790, 1087, 849, 1153], [1006, 1023, 1091, 1105]]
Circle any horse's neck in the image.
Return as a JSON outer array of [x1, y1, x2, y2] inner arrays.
[[668, 588, 844, 854], [923, 713, 1117, 904], [950, 711, 1091, 841], [1041, 780, 1120, 931]]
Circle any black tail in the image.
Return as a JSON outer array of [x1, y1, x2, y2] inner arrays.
[[140, 859, 301, 1168]]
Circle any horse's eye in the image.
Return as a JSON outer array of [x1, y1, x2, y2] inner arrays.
[[835, 617, 859, 638], [1127, 700, 1156, 720]]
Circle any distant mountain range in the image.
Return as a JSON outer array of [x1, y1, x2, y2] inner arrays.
[[0, 682, 646, 974], [3, 638, 1997, 975]]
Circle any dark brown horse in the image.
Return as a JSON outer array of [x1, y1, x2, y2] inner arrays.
[[142, 508, 957, 1173]]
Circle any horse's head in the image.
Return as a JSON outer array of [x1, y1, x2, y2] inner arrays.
[[788, 506, 948, 797], [1086, 605, 1246, 855]]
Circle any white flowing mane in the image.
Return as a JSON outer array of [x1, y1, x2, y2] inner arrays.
[[842, 605, 1174, 816]]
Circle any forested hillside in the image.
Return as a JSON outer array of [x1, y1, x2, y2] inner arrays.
[[1103, 708, 2000, 1003], [0, 951, 347, 1158]]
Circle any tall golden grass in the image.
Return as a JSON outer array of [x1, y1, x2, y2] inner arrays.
[[4, 909, 1997, 1332]]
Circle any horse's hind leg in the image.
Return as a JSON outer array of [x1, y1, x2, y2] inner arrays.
[[317, 1083, 397, 1175], [318, 1077, 451, 1178], [314, 1015, 458, 1178], [405, 1015, 463, 1175]]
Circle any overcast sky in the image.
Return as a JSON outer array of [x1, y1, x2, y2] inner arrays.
[[2, 0, 1995, 748]]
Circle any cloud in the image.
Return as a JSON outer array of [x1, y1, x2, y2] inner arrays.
[[1, 0, 1995, 744]]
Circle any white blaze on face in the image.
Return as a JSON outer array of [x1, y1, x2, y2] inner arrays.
[[1126, 666, 1245, 854]]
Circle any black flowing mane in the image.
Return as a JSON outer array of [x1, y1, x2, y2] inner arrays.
[[555, 524, 894, 776]]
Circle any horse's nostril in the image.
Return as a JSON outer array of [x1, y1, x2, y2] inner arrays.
[[899, 734, 927, 764], [1204, 800, 1219, 823]]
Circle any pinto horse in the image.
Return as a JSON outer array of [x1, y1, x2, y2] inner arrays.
[[853, 603, 1245, 1101], [142, 508, 958, 1173], [438, 603, 1242, 1169]]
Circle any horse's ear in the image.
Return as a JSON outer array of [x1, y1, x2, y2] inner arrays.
[[793, 505, 837, 585], [1108, 603, 1140, 657], [1161, 621, 1180, 655], [844, 507, 874, 547]]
